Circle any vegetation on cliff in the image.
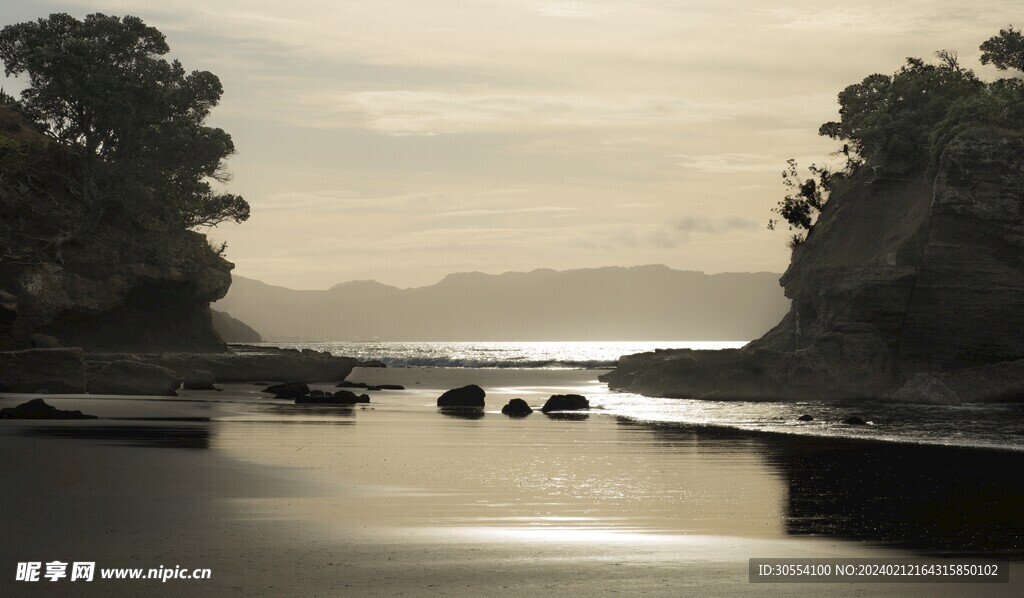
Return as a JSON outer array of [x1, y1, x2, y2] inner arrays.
[[770, 27, 1024, 246], [0, 12, 248, 266]]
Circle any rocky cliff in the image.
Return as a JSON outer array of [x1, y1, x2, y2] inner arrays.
[[602, 134, 1024, 401], [0, 107, 231, 352]]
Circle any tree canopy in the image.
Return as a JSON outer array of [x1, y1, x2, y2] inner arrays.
[[770, 28, 1024, 245], [0, 12, 248, 230]]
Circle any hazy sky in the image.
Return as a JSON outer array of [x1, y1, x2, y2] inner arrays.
[[1, 1, 1018, 288]]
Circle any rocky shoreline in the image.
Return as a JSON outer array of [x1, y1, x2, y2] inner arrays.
[[0, 345, 357, 395], [601, 134, 1024, 405]]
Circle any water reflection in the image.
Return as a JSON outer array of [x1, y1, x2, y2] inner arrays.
[[20, 423, 213, 449], [544, 412, 590, 421], [439, 407, 485, 420], [764, 436, 1024, 557], [621, 418, 1024, 556]]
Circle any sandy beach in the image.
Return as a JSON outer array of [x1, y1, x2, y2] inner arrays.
[[2, 367, 1021, 596]]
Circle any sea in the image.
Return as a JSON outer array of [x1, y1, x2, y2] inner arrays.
[[249, 340, 1024, 452]]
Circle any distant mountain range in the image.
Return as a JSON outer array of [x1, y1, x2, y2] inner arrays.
[[213, 265, 790, 342]]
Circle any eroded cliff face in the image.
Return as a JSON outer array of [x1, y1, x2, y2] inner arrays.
[[0, 231, 232, 352], [603, 134, 1024, 400], [0, 108, 232, 352]]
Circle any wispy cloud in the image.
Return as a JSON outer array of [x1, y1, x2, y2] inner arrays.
[[673, 216, 758, 233], [538, 2, 597, 18], [327, 91, 730, 135]]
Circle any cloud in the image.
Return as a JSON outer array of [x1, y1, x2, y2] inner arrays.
[[673, 216, 759, 233], [538, 2, 597, 18], [256, 191, 454, 213], [669, 153, 780, 173], [326, 90, 730, 135]]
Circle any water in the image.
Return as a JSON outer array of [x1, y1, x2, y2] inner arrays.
[[243, 340, 1024, 452], [249, 340, 746, 369]]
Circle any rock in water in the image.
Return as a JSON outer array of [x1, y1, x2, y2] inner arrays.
[[332, 390, 370, 404], [263, 381, 310, 400], [540, 394, 589, 413], [87, 360, 182, 396], [0, 348, 87, 393], [0, 398, 97, 419], [501, 398, 533, 417], [183, 369, 217, 391], [797, 414, 814, 422], [437, 385, 486, 407], [843, 416, 869, 426], [888, 373, 961, 405]]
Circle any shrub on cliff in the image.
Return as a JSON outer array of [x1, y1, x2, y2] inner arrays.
[[771, 28, 1024, 245], [0, 13, 248, 263]]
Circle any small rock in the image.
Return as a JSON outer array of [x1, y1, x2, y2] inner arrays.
[[336, 381, 370, 389], [437, 384, 486, 407], [332, 390, 370, 403], [296, 394, 362, 405], [540, 394, 589, 413], [375, 384, 405, 390], [0, 398, 97, 419], [797, 414, 814, 422], [501, 398, 533, 417], [843, 416, 868, 426], [29, 334, 62, 349], [263, 381, 310, 400]]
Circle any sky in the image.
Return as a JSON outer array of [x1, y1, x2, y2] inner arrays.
[[1, 1, 1019, 289]]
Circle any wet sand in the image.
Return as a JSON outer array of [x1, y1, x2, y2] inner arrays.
[[1, 368, 1021, 596]]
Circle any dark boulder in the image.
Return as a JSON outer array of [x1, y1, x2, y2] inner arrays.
[[371, 384, 405, 391], [501, 398, 533, 417], [797, 414, 814, 422], [87, 360, 182, 396], [843, 416, 869, 426], [0, 398, 97, 419], [183, 369, 217, 390], [0, 348, 87, 393], [540, 394, 589, 413], [437, 384, 486, 407], [263, 381, 310, 400], [332, 390, 370, 404]]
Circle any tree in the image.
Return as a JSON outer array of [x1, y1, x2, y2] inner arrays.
[[0, 13, 248, 228], [980, 26, 1024, 72], [768, 160, 833, 248], [772, 28, 1024, 249]]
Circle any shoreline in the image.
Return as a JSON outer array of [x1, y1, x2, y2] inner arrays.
[[2, 367, 1022, 595]]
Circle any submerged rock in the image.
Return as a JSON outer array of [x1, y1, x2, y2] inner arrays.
[[843, 416, 869, 426], [437, 384, 486, 407], [540, 394, 589, 413], [501, 398, 533, 417], [797, 414, 814, 422], [0, 398, 97, 419], [87, 360, 182, 396]]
